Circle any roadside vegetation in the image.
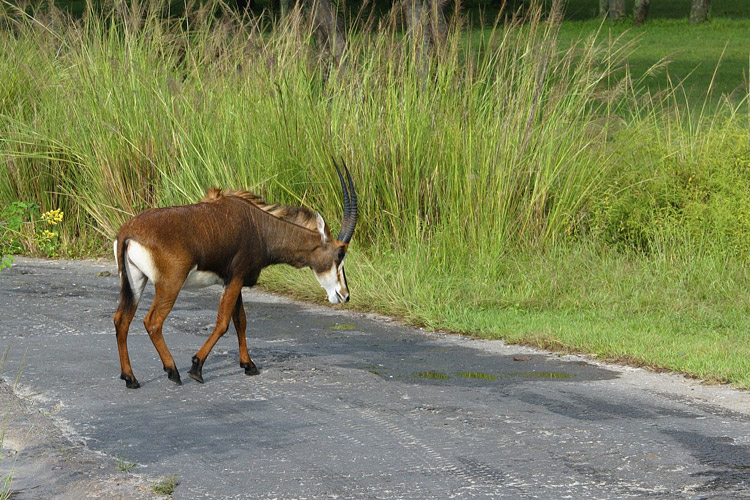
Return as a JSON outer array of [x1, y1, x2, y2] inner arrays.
[[1, 1, 749, 388], [0, 348, 23, 500], [151, 474, 179, 497]]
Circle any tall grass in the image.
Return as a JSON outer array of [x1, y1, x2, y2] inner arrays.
[[0, 1, 617, 249], [1, 1, 750, 386]]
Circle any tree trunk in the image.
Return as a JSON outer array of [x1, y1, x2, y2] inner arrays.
[[306, 0, 347, 82], [690, 0, 710, 24], [599, 0, 608, 18], [608, 0, 625, 22], [633, 0, 649, 25], [402, 0, 448, 56]]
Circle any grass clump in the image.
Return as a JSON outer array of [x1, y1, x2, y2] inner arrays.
[[151, 474, 179, 496], [1, 1, 749, 387], [115, 456, 137, 472]]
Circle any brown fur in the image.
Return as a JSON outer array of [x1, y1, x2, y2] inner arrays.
[[200, 188, 320, 233], [112, 187, 349, 388]]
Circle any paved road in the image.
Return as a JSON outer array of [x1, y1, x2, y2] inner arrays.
[[1, 257, 749, 499]]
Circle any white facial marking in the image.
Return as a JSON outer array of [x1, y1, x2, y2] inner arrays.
[[183, 266, 224, 289], [314, 261, 349, 304]]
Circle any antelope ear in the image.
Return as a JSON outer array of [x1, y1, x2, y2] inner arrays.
[[316, 212, 329, 243]]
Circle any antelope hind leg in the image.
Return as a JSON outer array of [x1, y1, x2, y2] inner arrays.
[[233, 292, 259, 376]]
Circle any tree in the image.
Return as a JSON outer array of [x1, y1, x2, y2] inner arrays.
[[599, 0, 625, 23], [402, 0, 449, 57], [633, 0, 649, 25], [690, 0, 710, 23], [609, 0, 625, 22], [599, 0, 608, 18]]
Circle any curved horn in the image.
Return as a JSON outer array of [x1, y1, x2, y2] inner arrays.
[[335, 160, 358, 244], [335, 161, 350, 224]]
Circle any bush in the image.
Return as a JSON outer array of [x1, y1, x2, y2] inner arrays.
[[591, 107, 750, 258]]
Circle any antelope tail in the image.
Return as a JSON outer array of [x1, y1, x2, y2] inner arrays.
[[115, 238, 136, 311]]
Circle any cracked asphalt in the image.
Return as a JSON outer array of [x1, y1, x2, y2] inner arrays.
[[1, 257, 749, 499]]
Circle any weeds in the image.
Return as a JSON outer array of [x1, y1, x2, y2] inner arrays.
[[0, 201, 64, 269], [115, 456, 137, 472], [0, 201, 38, 270], [151, 474, 179, 496]]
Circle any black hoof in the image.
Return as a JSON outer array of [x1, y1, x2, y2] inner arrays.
[[241, 362, 260, 376], [188, 355, 204, 384], [120, 373, 140, 389], [164, 366, 183, 385]]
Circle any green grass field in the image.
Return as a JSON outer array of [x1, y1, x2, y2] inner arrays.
[[1, 1, 750, 388], [538, 0, 749, 19], [554, 18, 750, 105]]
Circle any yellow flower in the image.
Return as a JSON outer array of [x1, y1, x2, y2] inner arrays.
[[41, 229, 56, 241], [41, 209, 64, 226]]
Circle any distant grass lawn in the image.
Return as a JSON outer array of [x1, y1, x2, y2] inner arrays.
[[555, 18, 750, 105], [526, 0, 749, 104], [548, 0, 749, 19], [463, 0, 749, 105]]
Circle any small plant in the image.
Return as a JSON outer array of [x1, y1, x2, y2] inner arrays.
[[0, 201, 38, 272], [0, 202, 64, 270], [115, 456, 137, 472], [151, 474, 179, 496], [35, 208, 64, 258]]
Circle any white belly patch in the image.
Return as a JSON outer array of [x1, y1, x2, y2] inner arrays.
[[183, 266, 224, 289]]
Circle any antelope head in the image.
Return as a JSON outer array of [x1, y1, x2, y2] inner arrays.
[[311, 161, 358, 304]]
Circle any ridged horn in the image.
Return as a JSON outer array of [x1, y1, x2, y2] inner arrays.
[[334, 159, 358, 244]]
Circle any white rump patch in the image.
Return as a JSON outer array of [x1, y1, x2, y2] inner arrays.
[[125, 240, 158, 283], [113, 239, 119, 269], [183, 266, 224, 289], [123, 240, 155, 304]]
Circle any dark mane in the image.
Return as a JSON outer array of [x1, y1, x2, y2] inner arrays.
[[200, 188, 319, 232]]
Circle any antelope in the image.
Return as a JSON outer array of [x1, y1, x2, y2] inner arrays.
[[112, 162, 358, 389]]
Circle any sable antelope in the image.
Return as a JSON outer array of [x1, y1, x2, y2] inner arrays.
[[112, 162, 358, 389]]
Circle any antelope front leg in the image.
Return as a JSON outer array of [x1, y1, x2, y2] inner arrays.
[[189, 278, 243, 384]]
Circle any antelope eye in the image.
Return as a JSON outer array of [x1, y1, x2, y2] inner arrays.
[[337, 247, 346, 261]]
